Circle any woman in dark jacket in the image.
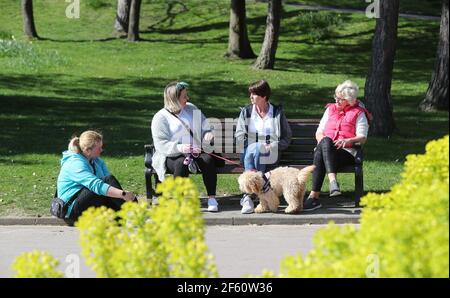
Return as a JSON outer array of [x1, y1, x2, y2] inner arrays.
[[235, 80, 292, 214]]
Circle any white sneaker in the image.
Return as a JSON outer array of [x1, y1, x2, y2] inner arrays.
[[207, 198, 219, 212], [240, 195, 254, 214], [151, 196, 159, 206]]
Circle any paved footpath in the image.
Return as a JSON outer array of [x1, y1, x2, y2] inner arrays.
[[0, 224, 346, 278], [284, 2, 440, 21]]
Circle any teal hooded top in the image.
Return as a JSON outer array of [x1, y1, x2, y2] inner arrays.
[[57, 150, 111, 217]]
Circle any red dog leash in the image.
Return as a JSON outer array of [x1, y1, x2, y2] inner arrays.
[[206, 152, 243, 168]]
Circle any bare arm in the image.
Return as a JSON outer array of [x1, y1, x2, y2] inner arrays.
[[316, 131, 325, 144], [334, 113, 368, 149], [316, 108, 329, 144], [334, 136, 366, 149], [106, 186, 136, 202]]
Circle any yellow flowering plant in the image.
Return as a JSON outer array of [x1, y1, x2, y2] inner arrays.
[[265, 136, 449, 278]]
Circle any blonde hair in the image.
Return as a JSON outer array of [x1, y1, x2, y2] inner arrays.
[[335, 80, 359, 105], [164, 81, 184, 113], [68, 130, 103, 154]]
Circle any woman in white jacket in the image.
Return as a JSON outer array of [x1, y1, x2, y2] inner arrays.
[[151, 81, 218, 212]]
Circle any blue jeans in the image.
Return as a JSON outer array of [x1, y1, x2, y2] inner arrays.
[[241, 142, 270, 173]]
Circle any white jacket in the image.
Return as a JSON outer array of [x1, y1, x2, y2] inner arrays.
[[150, 103, 210, 181]]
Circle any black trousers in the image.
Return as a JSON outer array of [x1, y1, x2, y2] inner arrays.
[[166, 153, 217, 196], [68, 175, 125, 221], [312, 137, 355, 192]]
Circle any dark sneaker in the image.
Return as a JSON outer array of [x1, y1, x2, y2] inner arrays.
[[329, 180, 342, 197], [303, 197, 322, 211]]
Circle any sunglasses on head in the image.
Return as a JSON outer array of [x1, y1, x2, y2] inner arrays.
[[176, 82, 189, 91]]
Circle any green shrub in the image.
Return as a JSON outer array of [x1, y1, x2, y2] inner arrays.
[[266, 135, 449, 278], [76, 177, 218, 277], [12, 251, 64, 278], [0, 39, 34, 58], [0, 31, 13, 40], [0, 38, 66, 71], [11, 177, 217, 278], [86, 0, 111, 9], [298, 11, 343, 42]]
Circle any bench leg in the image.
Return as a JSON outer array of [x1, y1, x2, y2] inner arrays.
[[145, 168, 155, 200], [154, 173, 160, 195], [354, 165, 363, 207]]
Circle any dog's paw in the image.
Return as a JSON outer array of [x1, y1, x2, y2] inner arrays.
[[285, 205, 301, 214], [255, 204, 265, 213]]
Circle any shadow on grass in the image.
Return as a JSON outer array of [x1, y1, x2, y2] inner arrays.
[[39, 36, 123, 43], [1, 73, 447, 163], [0, 158, 43, 165], [276, 20, 439, 83]]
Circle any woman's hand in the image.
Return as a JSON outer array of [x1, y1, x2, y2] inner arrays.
[[334, 138, 352, 149], [258, 143, 271, 154], [203, 132, 214, 143], [179, 144, 193, 153], [192, 146, 201, 154], [179, 144, 201, 154], [123, 191, 136, 202]]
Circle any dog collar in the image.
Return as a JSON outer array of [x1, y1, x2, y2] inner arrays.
[[262, 171, 271, 193]]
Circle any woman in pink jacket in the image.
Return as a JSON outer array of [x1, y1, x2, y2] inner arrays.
[[304, 80, 371, 211]]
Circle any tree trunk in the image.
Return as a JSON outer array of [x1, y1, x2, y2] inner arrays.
[[419, 0, 449, 112], [364, 0, 399, 137], [21, 0, 39, 39], [115, 0, 131, 33], [127, 0, 141, 42], [253, 0, 282, 69], [225, 0, 256, 59]]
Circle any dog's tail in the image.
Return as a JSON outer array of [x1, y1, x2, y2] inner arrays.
[[297, 165, 315, 184]]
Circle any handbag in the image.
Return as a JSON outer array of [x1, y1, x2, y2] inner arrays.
[[50, 197, 67, 218], [50, 188, 76, 219], [188, 159, 199, 174]]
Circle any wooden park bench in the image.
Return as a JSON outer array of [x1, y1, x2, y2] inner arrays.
[[144, 119, 364, 207]]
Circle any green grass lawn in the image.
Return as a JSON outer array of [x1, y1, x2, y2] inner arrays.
[[0, 0, 448, 216]]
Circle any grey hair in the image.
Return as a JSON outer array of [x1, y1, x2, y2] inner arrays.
[[164, 81, 183, 113], [335, 80, 359, 104]]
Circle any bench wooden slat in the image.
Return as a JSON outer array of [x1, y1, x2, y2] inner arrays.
[[283, 145, 317, 152], [290, 125, 317, 136], [290, 138, 317, 146], [215, 145, 316, 154]]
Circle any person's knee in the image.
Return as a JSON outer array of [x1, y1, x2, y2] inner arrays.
[[199, 156, 216, 174], [313, 147, 324, 162], [201, 154, 215, 165], [174, 163, 189, 176], [102, 175, 121, 188], [318, 137, 333, 147], [102, 174, 115, 182]]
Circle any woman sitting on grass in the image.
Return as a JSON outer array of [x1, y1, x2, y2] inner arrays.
[[56, 130, 136, 224], [303, 80, 371, 211]]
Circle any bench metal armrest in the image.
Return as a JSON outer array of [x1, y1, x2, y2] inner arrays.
[[144, 144, 154, 169], [353, 144, 363, 165]]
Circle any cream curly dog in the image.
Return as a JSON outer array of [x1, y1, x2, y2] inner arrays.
[[238, 165, 315, 214]]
